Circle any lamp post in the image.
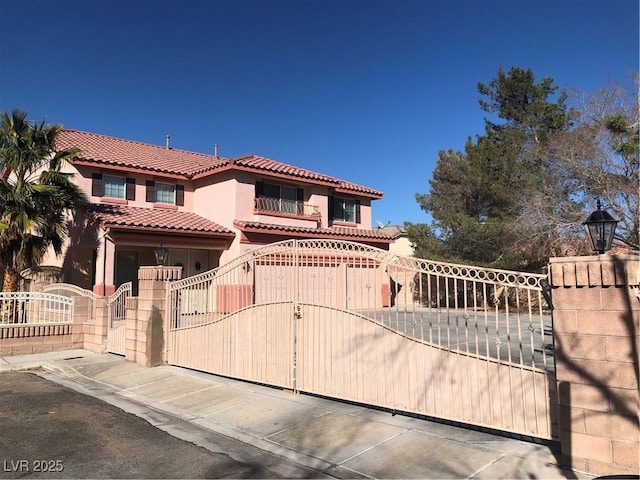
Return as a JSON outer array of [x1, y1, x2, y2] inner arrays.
[[154, 245, 169, 266], [583, 200, 619, 254]]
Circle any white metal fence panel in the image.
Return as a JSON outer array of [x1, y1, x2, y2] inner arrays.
[[166, 239, 556, 440], [42, 283, 99, 321], [0, 292, 73, 325], [107, 282, 131, 355]]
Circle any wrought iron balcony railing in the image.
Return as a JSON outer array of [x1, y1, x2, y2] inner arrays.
[[255, 197, 320, 218]]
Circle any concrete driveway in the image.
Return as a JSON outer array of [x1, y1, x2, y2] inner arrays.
[[0, 371, 324, 479], [1, 350, 593, 479]]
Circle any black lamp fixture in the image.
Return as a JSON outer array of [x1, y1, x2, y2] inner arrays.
[[154, 245, 169, 266], [583, 200, 619, 254]]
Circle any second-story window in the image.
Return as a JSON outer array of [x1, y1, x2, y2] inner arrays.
[[256, 181, 303, 215], [103, 175, 125, 198], [155, 182, 176, 204], [92, 173, 135, 200], [330, 196, 361, 223], [146, 180, 184, 206]]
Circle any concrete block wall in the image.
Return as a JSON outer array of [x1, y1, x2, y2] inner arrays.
[[124, 266, 182, 367], [550, 254, 639, 476], [82, 297, 108, 353]]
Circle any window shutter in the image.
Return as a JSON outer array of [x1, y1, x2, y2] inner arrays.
[[176, 185, 184, 206], [255, 181, 264, 197], [328, 196, 335, 220], [91, 173, 102, 197], [126, 178, 135, 200], [146, 180, 155, 202], [355, 200, 361, 224]]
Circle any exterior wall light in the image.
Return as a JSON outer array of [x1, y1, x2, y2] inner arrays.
[[154, 245, 169, 266], [583, 200, 619, 254]]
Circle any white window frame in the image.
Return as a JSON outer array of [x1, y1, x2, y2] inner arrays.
[[155, 182, 176, 205], [103, 175, 126, 199]]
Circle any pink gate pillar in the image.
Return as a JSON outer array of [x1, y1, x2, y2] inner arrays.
[[83, 297, 108, 354], [549, 254, 639, 477], [126, 266, 182, 367]]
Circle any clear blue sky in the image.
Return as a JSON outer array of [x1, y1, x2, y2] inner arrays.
[[1, 0, 637, 226]]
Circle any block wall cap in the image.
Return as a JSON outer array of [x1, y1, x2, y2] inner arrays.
[[138, 266, 183, 281], [549, 254, 639, 264], [549, 255, 640, 287]]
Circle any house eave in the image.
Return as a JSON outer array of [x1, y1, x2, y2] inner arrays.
[[100, 223, 236, 238], [71, 158, 189, 180]]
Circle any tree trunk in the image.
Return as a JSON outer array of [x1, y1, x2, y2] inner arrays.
[[1, 267, 21, 323], [3, 267, 20, 293]]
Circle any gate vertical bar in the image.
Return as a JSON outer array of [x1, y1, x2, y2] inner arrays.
[[292, 239, 299, 393]]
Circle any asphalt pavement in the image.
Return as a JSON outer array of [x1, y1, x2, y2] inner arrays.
[[0, 350, 594, 479], [0, 371, 321, 479]]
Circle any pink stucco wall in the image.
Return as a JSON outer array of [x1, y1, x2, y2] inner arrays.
[[35, 157, 380, 283], [70, 164, 193, 211], [193, 170, 238, 228]]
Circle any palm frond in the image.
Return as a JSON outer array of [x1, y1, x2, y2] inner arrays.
[[0, 109, 85, 284]]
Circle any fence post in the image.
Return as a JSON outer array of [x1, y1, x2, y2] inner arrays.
[[125, 297, 139, 364], [83, 297, 108, 353], [71, 296, 88, 349], [131, 266, 182, 367], [549, 254, 639, 477]]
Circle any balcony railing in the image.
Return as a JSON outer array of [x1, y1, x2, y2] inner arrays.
[[255, 197, 320, 218]]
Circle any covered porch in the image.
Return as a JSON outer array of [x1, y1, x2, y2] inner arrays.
[[71, 204, 235, 295]]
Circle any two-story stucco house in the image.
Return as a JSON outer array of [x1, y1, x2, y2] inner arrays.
[[41, 130, 394, 295]]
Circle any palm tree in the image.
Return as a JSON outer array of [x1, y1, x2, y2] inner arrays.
[[0, 109, 86, 294]]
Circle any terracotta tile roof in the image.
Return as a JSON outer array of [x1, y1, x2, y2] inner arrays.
[[226, 155, 383, 198], [230, 155, 338, 184], [607, 241, 634, 256], [56, 129, 225, 177], [84, 204, 235, 236], [57, 130, 382, 197], [380, 224, 407, 239], [234, 220, 394, 243]]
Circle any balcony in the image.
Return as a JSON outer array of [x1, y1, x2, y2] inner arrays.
[[254, 197, 320, 219]]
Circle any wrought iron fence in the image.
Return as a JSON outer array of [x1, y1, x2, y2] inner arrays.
[[42, 283, 100, 321], [0, 291, 73, 325], [255, 197, 320, 217], [108, 282, 132, 327]]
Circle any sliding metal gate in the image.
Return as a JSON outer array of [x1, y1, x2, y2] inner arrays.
[[166, 239, 556, 439]]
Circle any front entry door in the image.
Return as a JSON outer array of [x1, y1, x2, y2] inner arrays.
[[115, 251, 139, 295], [167, 249, 210, 277]]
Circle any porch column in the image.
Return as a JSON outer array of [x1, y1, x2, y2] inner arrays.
[[93, 233, 116, 296], [549, 254, 639, 477], [127, 266, 182, 367]]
